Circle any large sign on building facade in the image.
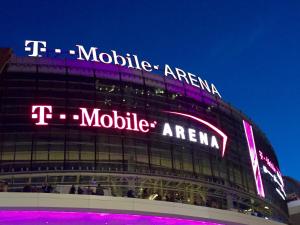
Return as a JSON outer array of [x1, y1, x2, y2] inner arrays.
[[243, 120, 286, 200], [31, 105, 227, 157], [243, 120, 265, 198], [31, 106, 285, 200], [24, 40, 222, 98]]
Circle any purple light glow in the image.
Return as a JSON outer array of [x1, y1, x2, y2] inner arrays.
[[0, 210, 224, 225]]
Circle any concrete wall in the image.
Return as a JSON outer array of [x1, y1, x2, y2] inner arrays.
[[0, 192, 286, 225]]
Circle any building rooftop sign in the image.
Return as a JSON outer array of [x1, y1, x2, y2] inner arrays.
[[24, 40, 222, 98]]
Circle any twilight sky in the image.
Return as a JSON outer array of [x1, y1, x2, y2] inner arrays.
[[0, 0, 299, 180]]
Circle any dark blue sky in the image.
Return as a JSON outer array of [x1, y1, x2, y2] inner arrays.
[[0, 0, 299, 180]]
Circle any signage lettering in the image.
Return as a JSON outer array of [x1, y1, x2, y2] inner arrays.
[[31, 105, 52, 125], [24, 40, 222, 98], [31, 105, 227, 156], [31, 105, 157, 133], [162, 122, 220, 149], [163, 111, 227, 157], [259, 150, 286, 200]]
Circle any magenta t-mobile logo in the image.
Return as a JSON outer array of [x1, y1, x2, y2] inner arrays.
[[25, 40, 47, 57], [243, 120, 265, 198], [31, 105, 52, 125], [30, 105, 157, 133]]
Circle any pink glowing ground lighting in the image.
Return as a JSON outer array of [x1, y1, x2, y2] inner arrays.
[[0, 211, 225, 225]]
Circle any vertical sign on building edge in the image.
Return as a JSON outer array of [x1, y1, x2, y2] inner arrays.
[[243, 120, 265, 198]]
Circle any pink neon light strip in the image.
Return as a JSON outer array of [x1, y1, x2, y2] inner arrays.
[[0, 210, 224, 225], [164, 111, 228, 157], [243, 120, 265, 198]]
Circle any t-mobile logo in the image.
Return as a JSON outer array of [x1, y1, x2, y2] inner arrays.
[[25, 40, 47, 57], [31, 105, 52, 125]]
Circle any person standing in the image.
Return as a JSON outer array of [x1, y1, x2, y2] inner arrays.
[[69, 185, 76, 194], [96, 184, 104, 196]]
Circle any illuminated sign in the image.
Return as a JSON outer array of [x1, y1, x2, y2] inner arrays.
[[31, 105, 157, 133], [164, 111, 227, 157], [24, 40, 222, 98], [259, 150, 286, 200], [162, 122, 220, 150], [31, 105, 52, 125], [243, 120, 285, 200], [258, 150, 279, 175], [243, 120, 265, 198], [31, 106, 227, 156]]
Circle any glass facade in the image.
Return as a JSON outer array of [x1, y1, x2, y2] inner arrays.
[[0, 56, 288, 223]]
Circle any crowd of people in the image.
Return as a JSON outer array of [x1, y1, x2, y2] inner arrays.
[[0, 181, 224, 211], [17, 183, 194, 204], [17, 183, 217, 207], [68, 184, 104, 195], [22, 183, 53, 193], [67, 185, 141, 198], [0, 181, 266, 219]]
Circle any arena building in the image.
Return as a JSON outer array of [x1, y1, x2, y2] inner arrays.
[[0, 45, 289, 224]]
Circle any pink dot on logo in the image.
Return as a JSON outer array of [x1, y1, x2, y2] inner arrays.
[[60, 114, 66, 119], [32, 114, 38, 119], [73, 115, 79, 120]]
